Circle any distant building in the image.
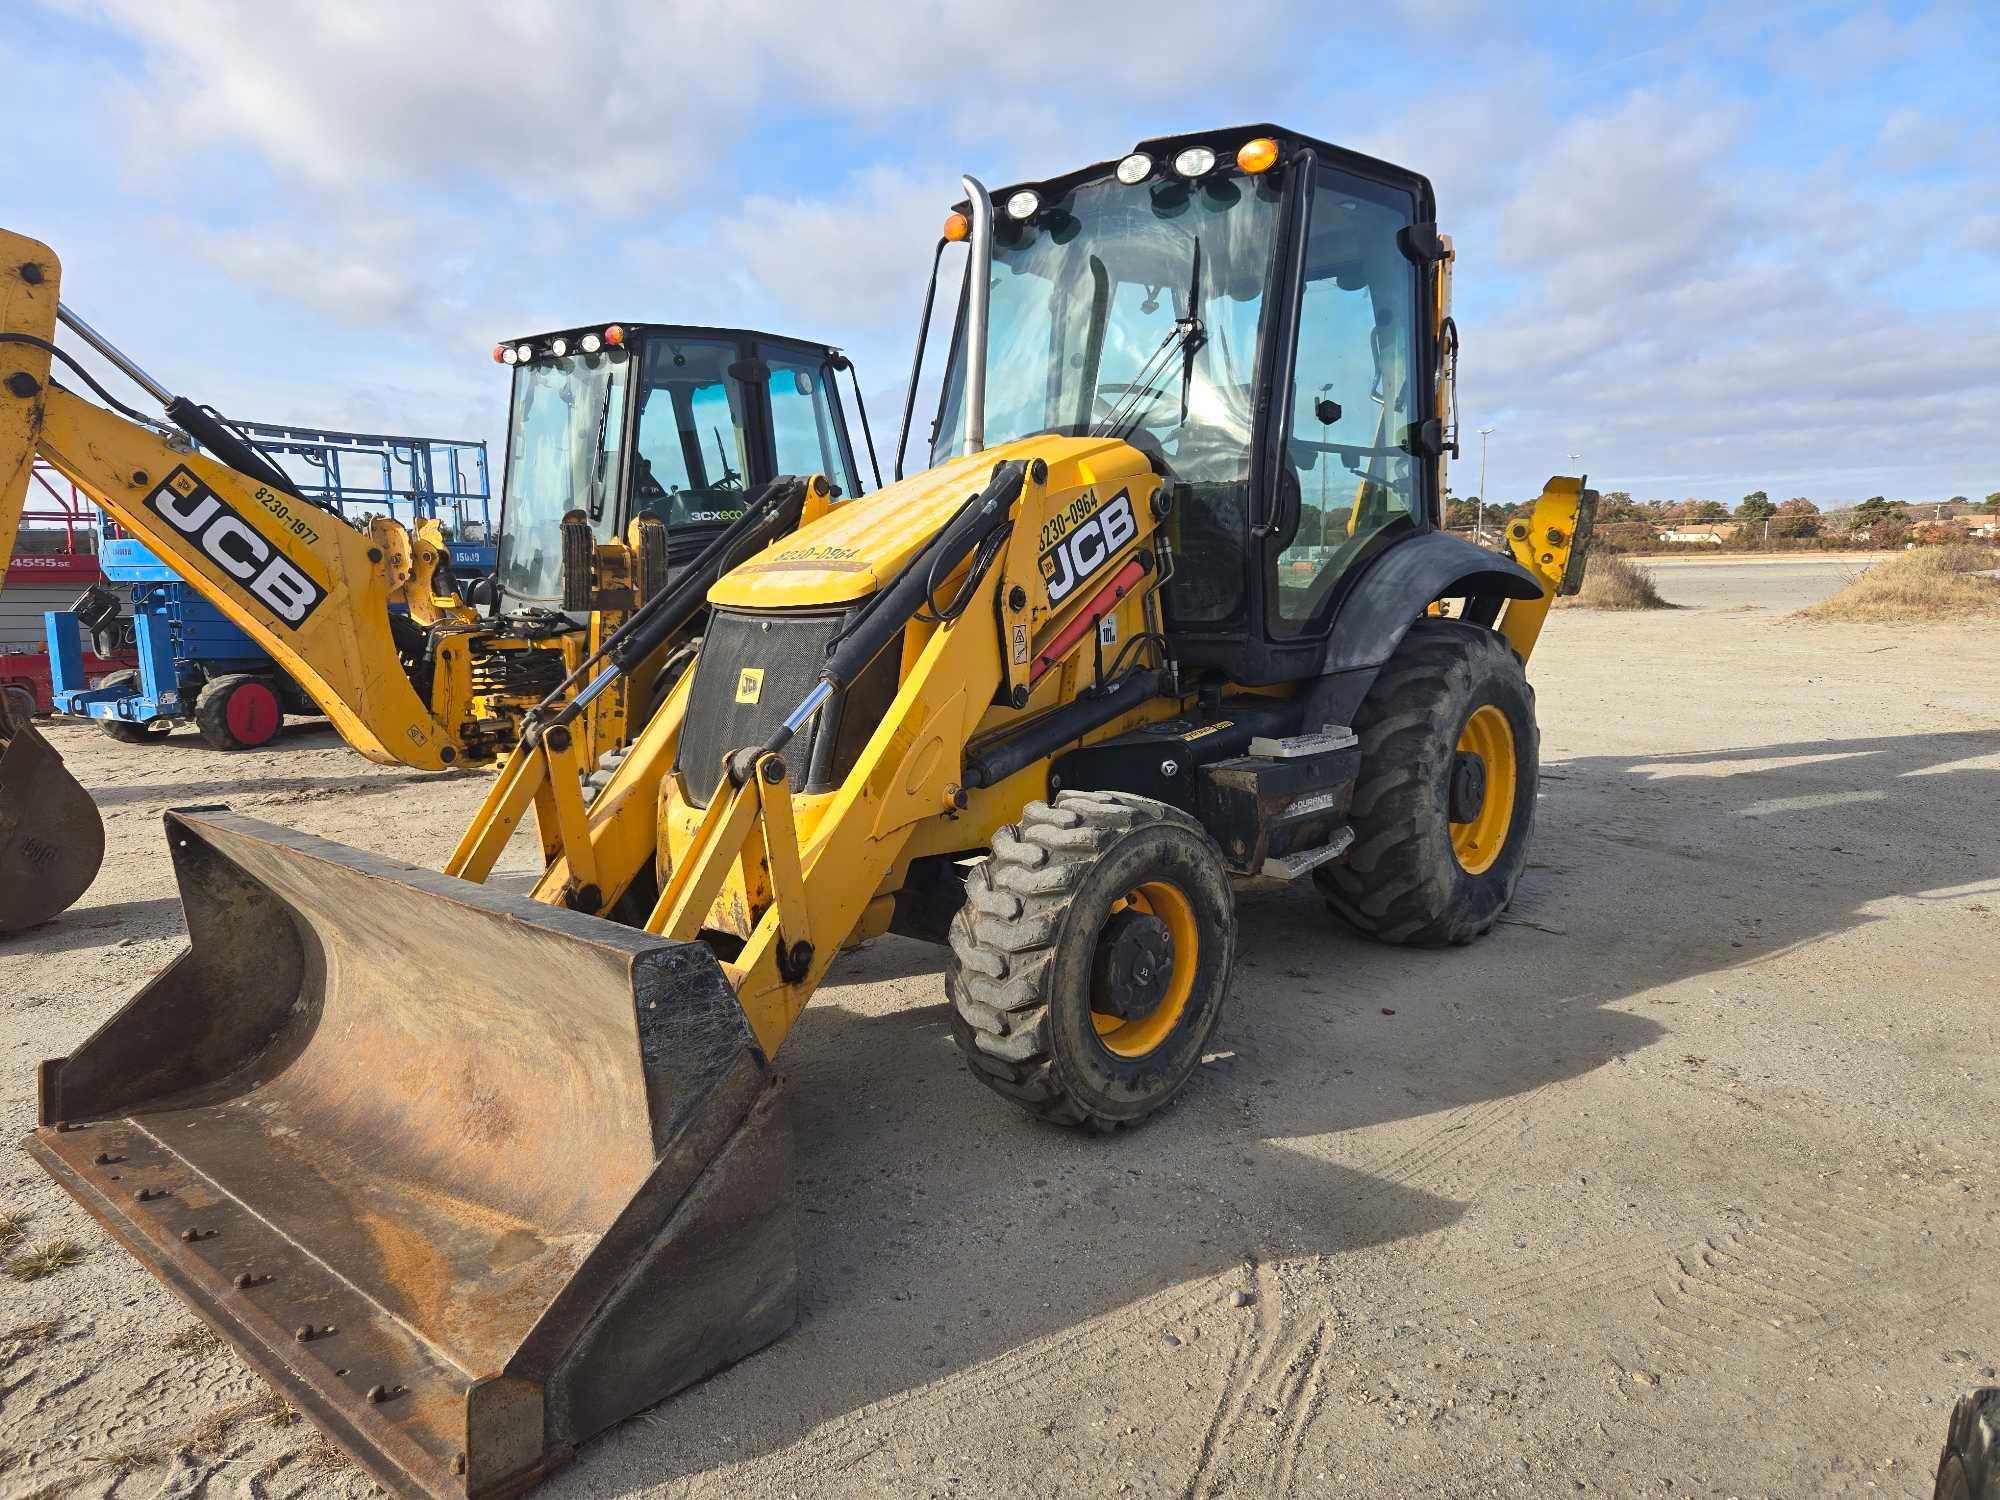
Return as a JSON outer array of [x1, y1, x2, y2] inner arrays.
[[1657, 525, 1732, 544]]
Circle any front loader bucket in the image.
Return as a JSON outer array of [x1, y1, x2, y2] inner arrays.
[[27, 809, 796, 1500], [0, 714, 104, 930]]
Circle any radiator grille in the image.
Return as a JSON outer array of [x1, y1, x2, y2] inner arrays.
[[678, 608, 844, 807]]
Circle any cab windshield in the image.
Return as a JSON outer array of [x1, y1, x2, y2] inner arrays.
[[933, 169, 1285, 480], [933, 166, 1286, 628], [630, 337, 755, 530], [496, 350, 629, 607]]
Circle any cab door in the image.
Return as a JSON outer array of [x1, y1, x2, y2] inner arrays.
[[1266, 166, 1425, 639], [755, 343, 864, 498]]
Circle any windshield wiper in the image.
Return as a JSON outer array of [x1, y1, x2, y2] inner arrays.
[[586, 376, 615, 519], [1178, 236, 1204, 423], [1091, 236, 1206, 442], [712, 426, 741, 486]]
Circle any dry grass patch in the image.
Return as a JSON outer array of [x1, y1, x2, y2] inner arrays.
[[0, 1208, 30, 1252], [7, 1240, 83, 1282], [165, 1321, 222, 1357], [1796, 544, 2000, 623], [1553, 552, 1677, 610]]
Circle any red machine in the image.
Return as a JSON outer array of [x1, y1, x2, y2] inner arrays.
[[0, 463, 133, 717]]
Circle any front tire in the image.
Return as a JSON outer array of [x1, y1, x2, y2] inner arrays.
[[1315, 619, 1538, 946], [948, 792, 1236, 1131]]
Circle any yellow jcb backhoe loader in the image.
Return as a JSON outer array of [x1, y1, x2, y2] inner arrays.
[[18, 126, 1593, 1498], [0, 280, 874, 928]]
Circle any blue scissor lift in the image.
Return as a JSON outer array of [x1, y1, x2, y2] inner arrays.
[[48, 424, 491, 750]]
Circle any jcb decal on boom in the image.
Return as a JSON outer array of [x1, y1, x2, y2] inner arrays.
[[1038, 489, 1136, 606], [147, 467, 328, 626]]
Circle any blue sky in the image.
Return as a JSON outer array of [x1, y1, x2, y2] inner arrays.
[[7, 0, 1997, 507]]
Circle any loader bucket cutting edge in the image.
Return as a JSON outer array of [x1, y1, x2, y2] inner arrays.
[[0, 717, 105, 931], [26, 808, 797, 1500]]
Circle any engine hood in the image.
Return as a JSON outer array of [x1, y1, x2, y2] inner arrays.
[[707, 434, 1150, 609]]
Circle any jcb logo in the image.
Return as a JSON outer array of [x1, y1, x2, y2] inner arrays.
[[734, 667, 764, 704], [1038, 489, 1136, 605], [147, 468, 327, 627]]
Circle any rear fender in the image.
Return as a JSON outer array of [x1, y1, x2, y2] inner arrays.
[[1299, 531, 1541, 728]]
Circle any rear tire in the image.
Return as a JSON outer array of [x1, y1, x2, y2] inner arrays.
[[2, 685, 35, 727], [92, 670, 171, 744], [195, 674, 284, 751], [1314, 619, 1537, 946], [948, 792, 1235, 1131]]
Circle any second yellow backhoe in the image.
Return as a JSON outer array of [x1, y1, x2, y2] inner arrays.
[[13, 126, 1593, 1499], [0, 293, 873, 928]]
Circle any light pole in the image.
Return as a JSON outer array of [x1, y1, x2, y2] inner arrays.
[[1477, 426, 1495, 542]]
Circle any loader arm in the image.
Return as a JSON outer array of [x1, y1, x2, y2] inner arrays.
[[1, 232, 460, 768]]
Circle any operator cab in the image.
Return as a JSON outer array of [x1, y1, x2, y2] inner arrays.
[[923, 127, 1448, 685], [491, 323, 873, 613]]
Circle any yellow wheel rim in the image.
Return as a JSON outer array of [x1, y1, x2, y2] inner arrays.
[[1090, 881, 1199, 1059], [1450, 704, 1516, 876]]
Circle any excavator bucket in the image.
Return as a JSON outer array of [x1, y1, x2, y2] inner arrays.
[[26, 808, 796, 1500], [0, 708, 105, 931]]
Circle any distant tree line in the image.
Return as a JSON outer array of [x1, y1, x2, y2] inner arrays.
[[1445, 486, 2000, 551]]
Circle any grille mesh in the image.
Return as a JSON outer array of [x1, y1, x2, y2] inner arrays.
[[678, 608, 843, 806]]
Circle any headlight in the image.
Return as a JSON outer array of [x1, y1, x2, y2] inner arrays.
[[580, 333, 602, 353], [1005, 189, 1040, 220], [550, 336, 568, 357], [515, 343, 533, 362], [1115, 152, 1154, 185], [1173, 146, 1216, 178], [500, 346, 519, 365]]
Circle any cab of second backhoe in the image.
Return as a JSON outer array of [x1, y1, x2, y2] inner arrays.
[[458, 322, 878, 771], [486, 320, 876, 610]]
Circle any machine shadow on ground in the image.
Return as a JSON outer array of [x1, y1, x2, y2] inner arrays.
[[570, 725, 1998, 1487]]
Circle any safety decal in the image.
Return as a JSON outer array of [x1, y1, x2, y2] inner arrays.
[[146, 467, 327, 627]]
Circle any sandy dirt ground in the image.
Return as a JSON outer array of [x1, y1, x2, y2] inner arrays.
[[2, 558, 1995, 1500]]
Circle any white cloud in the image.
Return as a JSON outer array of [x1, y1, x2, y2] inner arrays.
[[1872, 105, 1960, 174], [1446, 80, 2000, 502], [55, 0, 1298, 212], [152, 216, 478, 330]]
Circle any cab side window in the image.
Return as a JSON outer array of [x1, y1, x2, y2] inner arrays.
[[1270, 175, 1420, 636], [767, 359, 859, 496]]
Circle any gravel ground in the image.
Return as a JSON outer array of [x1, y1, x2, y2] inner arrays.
[[1, 559, 1995, 1500]]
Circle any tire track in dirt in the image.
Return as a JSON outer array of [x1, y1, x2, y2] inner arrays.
[[1265, 1317, 1331, 1499], [1350, 1091, 1543, 1213], [1650, 1169, 1991, 1382]]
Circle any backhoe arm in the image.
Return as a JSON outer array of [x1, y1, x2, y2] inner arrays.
[[1, 232, 458, 768]]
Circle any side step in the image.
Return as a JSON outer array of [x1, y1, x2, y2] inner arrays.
[[1261, 824, 1355, 880]]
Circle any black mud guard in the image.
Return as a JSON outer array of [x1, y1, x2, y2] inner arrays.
[[1298, 531, 1542, 730]]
